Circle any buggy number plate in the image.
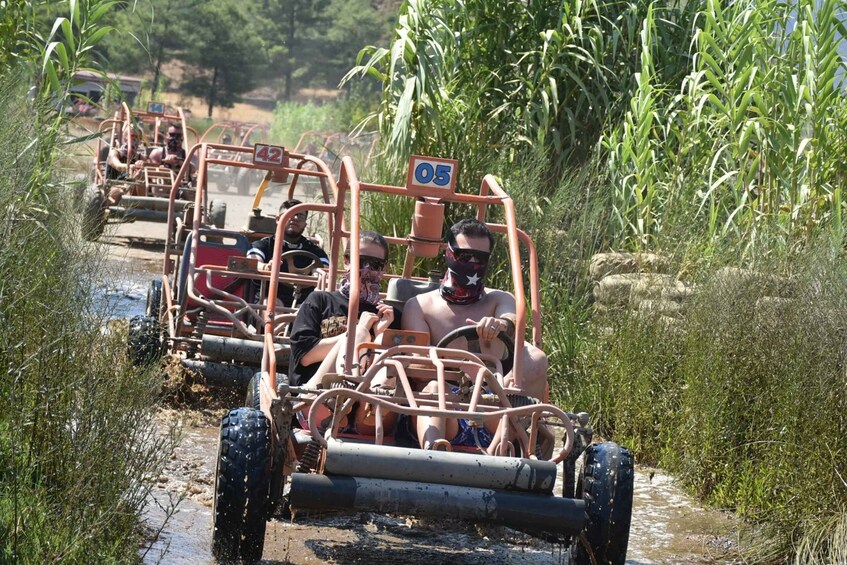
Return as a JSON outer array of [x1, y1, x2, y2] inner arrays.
[[147, 101, 165, 114], [253, 144, 285, 166], [406, 155, 458, 193]]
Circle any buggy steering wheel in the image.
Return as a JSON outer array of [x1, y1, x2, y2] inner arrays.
[[436, 324, 516, 376], [279, 250, 322, 275]]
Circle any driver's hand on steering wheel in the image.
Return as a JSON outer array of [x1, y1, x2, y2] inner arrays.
[[468, 316, 506, 341]]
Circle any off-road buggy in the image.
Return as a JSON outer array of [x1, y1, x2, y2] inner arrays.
[[129, 141, 338, 387], [82, 101, 211, 240], [211, 156, 634, 564]]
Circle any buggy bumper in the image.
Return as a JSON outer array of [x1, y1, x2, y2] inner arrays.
[[289, 473, 585, 537]]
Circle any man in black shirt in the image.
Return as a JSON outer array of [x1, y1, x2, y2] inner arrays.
[[247, 199, 329, 307]]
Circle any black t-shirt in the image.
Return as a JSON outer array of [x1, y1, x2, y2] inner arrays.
[[288, 291, 400, 386], [105, 143, 145, 180], [247, 235, 329, 306]]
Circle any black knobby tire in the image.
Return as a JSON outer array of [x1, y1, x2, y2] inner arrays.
[[145, 279, 163, 321], [570, 442, 634, 565], [212, 408, 271, 564], [82, 185, 106, 241], [209, 199, 227, 228], [127, 315, 162, 366], [244, 373, 261, 410]]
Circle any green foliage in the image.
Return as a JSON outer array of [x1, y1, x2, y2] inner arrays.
[[179, 0, 264, 116], [346, 0, 665, 182], [0, 74, 174, 563], [605, 0, 847, 251], [99, 0, 204, 95], [575, 246, 847, 558]]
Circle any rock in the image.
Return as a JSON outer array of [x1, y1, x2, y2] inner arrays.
[[593, 273, 641, 306], [589, 252, 672, 282], [633, 298, 684, 317]]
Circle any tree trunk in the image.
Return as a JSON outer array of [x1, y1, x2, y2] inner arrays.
[[208, 66, 218, 118], [284, 6, 296, 101]]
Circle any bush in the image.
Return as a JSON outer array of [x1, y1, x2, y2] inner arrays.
[[0, 75, 175, 563]]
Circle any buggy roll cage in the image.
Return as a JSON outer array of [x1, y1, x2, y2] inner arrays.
[[93, 102, 197, 184], [260, 156, 543, 395], [159, 142, 337, 341]]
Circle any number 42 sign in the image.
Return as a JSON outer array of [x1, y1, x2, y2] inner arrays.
[[253, 144, 285, 166], [406, 155, 458, 193]]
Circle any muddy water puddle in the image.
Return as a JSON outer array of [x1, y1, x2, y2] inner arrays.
[[94, 259, 739, 564]]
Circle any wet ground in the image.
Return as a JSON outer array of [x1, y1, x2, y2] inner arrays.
[[94, 186, 741, 565]]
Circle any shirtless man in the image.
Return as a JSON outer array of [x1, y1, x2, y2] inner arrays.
[[402, 218, 549, 450]]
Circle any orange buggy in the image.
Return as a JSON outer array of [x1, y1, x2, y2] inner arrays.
[[211, 156, 634, 564]]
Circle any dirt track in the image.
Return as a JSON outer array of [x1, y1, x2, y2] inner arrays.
[[94, 187, 739, 564]]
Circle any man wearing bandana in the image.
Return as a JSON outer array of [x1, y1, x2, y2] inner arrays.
[[288, 230, 399, 388], [149, 124, 187, 171], [402, 219, 550, 452]]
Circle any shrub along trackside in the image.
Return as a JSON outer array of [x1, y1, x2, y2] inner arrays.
[[0, 76, 175, 562], [351, 0, 847, 560]]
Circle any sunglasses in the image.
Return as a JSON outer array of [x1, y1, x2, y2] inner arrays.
[[286, 212, 307, 221], [355, 255, 387, 271], [167, 133, 183, 139], [450, 247, 490, 264]]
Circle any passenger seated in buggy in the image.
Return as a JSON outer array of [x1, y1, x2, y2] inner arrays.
[[401, 218, 550, 451], [288, 230, 399, 390]]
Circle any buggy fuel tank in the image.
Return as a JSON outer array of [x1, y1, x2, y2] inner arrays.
[[323, 440, 557, 493], [289, 473, 585, 536]]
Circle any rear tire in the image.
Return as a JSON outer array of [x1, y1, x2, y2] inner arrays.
[[212, 408, 271, 565], [570, 442, 634, 565], [82, 185, 106, 240], [245, 373, 261, 410], [209, 199, 227, 228], [235, 168, 251, 195], [127, 315, 162, 366]]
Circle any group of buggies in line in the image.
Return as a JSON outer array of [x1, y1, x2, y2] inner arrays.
[[85, 102, 634, 565]]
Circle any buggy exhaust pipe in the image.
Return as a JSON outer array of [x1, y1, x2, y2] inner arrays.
[[289, 474, 585, 536], [201, 335, 288, 365], [118, 196, 192, 211], [181, 359, 253, 386], [107, 207, 169, 223], [324, 441, 557, 493]]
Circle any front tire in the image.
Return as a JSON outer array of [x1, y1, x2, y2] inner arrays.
[[127, 315, 162, 366], [212, 408, 271, 564], [146, 279, 163, 321], [570, 442, 634, 565], [82, 185, 106, 240], [209, 199, 227, 228]]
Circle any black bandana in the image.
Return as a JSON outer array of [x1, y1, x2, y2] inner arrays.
[[439, 245, 489, 305]]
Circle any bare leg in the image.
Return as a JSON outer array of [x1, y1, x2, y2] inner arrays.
[[415, 381, 459, 449], [505, 343, 549, 401]]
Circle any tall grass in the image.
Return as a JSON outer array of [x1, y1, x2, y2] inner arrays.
[[605, 0, 847, 252], [0, 74, 176, 563], [352, 0, 847, 560], [578, 246, 847, 559]]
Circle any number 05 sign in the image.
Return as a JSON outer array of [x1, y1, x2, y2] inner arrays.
[[406, 155, 458, 194]]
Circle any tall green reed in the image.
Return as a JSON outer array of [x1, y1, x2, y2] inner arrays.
[[0, 74, 176, 563]]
